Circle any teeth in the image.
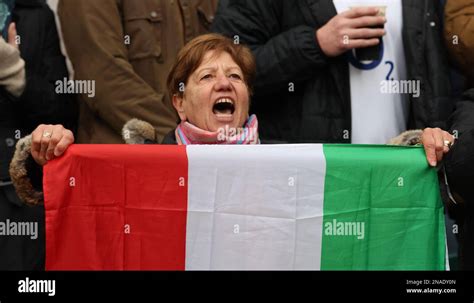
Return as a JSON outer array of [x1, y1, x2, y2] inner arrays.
[[216, 98, 234, 105]]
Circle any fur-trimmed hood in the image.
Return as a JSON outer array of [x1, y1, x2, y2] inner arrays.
[[9, 122, 424, 206]]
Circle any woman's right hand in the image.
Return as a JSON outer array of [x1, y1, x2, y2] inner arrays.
[[31, 124, 74, 166]]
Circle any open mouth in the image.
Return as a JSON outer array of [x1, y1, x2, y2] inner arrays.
[[213, 98, 235, 116]]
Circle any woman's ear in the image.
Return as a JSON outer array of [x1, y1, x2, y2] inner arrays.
[[172, 94, 187, 122]]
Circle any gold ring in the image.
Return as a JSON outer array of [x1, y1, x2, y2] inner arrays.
[[444, 140, 452, 148], [42, 131, 52, 138]]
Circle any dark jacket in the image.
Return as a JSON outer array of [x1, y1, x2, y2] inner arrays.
[[0, 0, 77, 181], [212, 0, 453, 143], [0, 0, 77, 270], [162, 131, 178, 145], [445, 88, 474, 270]]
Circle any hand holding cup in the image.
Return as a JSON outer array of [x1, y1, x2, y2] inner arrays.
[[316, 6, 386, 58]]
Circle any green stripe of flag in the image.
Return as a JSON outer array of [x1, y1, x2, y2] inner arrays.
[[321, 145, 446, 270]]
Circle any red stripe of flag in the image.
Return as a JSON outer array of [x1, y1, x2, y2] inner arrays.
[[43, 145, 188, 270]]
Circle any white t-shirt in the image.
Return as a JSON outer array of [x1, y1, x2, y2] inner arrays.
[[333, 0, 409, 144]]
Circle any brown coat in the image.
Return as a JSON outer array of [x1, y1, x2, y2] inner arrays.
[[58, 0, 218, 143], [444, 0, 474, 86]]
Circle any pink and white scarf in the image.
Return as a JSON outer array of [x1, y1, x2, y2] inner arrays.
[[175, 115, 259, 145]]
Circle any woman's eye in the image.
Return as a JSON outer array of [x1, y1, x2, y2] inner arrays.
[[229, 74, 242, 80], [201, 74, 213, 80]]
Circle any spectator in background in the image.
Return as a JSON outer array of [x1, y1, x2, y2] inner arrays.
[[390, 0, 474, 269], [212, 0, 453, 145], [444, 0, 474, 88], [392, 90, 474, 270], [443, 0, 474, 270], [444, 89, 474, 270], [0, 0, 77, 270], [57, 0, 219, 144]]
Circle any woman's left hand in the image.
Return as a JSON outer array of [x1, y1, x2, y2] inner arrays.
[[421, 127, 455, 167]]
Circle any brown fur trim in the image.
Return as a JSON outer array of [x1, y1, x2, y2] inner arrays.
[[122, 119, 158, 144], [8, 135, 44, 205], [387, 130, 423, 146]]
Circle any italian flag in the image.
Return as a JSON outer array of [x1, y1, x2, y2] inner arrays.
[[43, 144, 447, 270]]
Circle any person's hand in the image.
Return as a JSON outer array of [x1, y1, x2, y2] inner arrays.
[[31, 124, 74, 166], [7, 22, 19, 50], [421, 128, 455, 167], [316, 7, 386, 57]]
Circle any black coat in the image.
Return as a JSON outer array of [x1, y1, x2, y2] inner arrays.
[[445, 88, 474, 270], [212, 0, 453, 143], [0, 0, 77, 270], [161, 130, 178, 144], [0, 0, 77, 181]]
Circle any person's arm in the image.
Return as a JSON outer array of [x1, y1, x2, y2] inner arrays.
[[58, 0, 177, 141], [211, 0, 330, 94], [0, 24, 25, 99], [10, 124, 74, 206], [14, 8, 77, 131], [212, 0, 385, 95], [444, 88, 474, 203]]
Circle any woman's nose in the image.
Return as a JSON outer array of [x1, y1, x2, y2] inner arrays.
[[214, 74, 232, 91]]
